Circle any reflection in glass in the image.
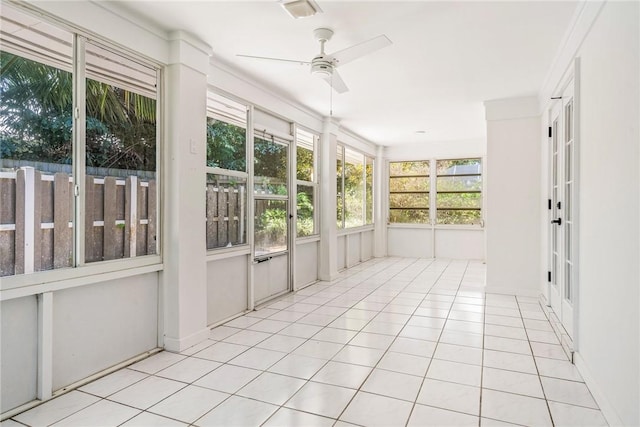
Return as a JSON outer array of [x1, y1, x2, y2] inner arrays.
[[255, 199, 288, 256]]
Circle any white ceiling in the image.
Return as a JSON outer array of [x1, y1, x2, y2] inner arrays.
[[113, 1, 578, 146]]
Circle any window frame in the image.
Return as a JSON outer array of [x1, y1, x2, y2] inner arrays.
[[205, 91, 250, 252], [295, 127, 319, 238], [387, 158, 484, 228], [336, 144, 374, 230], [0, 4, 163, 289], [388, 160, 431, 225], [435, 158, 483, 226]]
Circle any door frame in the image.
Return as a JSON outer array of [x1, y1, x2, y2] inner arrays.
[[546, 59, 581, 348]]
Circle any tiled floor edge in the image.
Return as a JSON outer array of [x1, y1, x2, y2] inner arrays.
[[574, 351, 623, 427]]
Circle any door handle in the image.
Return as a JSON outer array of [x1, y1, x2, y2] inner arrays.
[[551, 218, 562, 225]]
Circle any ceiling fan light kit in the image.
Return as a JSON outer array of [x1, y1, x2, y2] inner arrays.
[[280, 0, 322, 19]]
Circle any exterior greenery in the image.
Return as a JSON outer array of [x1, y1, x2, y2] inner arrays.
[[389, 159, 482, 225], [1, 52, 156, 172], [337, 145, 374, 229]]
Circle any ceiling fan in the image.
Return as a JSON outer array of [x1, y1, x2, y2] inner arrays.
[[237, 28, 392, 94]]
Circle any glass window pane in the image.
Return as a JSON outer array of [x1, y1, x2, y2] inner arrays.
[[436, 210, 481, 225], [390, 209, 430, 224], [390, 161, 429, 176], [255, 199, 287, 256], [84, 41, 158, 263], [390, 193, 429, 209], [436, 192, 481, 209], [436, 176, 481, 191], [254, 137, 287, 195], [206, 117, 246, 171], [0, 7, 74, 276], [206, 174, 247, 250], [297, 184, 314, 237], [296, 129, 314, 182], [365, 156, 373, 224], [436, 159, 481, 176], [344, 148, 364, 228], [390, 177, 429, 192]]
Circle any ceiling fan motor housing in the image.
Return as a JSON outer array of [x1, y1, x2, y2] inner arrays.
[[311, 55, 334, 78]]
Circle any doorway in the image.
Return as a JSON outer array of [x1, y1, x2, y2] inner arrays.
[[253, 133, 291, 304]]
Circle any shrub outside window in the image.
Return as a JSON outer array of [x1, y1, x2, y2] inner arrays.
[[336, 145, 374, 229]]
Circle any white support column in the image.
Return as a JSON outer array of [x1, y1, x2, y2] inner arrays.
[[318, 117, 339, 281], [373, 145, 387, 257], [162, 32, 212, 352], [37, 292, 53, 400]]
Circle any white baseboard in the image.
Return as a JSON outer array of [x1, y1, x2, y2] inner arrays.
[[163, 327, 210, 353], [573, 352, 625, 427], [484, 285, 540, 298]]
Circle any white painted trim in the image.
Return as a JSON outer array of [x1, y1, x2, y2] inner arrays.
[[573, 351, 624, 427], [539, 1, 606, 106], [206, 246, 251, 262], [23, 167, 36, 274], [485, 286, 541, 298], [163, 327, 210, 353], [37, 292, 53, 400], [1, 261, 162, 301], [337, 225, 375, 236], [296, 236, 320, 244]]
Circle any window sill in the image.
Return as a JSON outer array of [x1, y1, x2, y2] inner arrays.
[[206, 245, 251, 262], [1, 255, 163, 301], [337, 225, 375, 236]]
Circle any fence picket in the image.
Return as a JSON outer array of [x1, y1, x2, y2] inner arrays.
[[53, 173, 72, 268], [14, 169, 26, 274], [229, 188, 237, 244], [217, 187, 228, 245], [103, 176, 117, 260], [0, 176, 16, 275], [33, 170, 42, 272]]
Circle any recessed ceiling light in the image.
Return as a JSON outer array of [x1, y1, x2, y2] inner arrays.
[[281, 0, 323, 19]]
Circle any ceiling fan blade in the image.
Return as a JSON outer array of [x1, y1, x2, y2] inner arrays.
[[322, 70, 349, 94], [236, 54, 310, 65], [329, 35, 392, 67]]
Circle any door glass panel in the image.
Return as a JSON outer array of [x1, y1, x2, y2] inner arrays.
[[254, 136, 287, 195], [254, 199, 288, 257]]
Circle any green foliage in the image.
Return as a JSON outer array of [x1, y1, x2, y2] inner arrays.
[[0, 52, 156, 171], [296, 146, 313, 181], [206, 118, 246, 171], [296, 188, 314, 237]]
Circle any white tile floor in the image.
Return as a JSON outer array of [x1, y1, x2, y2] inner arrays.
[[5, 258, 608, 427]]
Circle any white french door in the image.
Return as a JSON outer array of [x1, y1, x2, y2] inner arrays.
[[548, 82, 576, 338]]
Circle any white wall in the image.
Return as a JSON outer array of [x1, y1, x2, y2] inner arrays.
[[207, 255, 249, 325], [485, 97, 541, 296], [295, 240, 319, 289], [0, 296, 38, 413], [545, 2, 639, 425], [52, 274, 159, 390]]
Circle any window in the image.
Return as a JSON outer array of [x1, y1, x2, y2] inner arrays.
[[388, 158, 482, 225], [296, 129, 318, 237], [0, 6, 160, 277], [436, 158, 482, 225], [389, 161, 430, 224], [336, 145, 373, 228], [205, 92, 248, 250]]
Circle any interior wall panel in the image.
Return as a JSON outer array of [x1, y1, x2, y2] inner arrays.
[[361, 230, 374, 261], [337, 235, 346, 270], [387, 228, 433, 258], [435, 229, 484, 260], [1, 296, 38, 413], [295, 240, 318, 289], [207, 255, 248, 325], [52, 273, 158, 391], [347, 234, 361, 267]]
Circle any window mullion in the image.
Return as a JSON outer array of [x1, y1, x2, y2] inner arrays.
[[430, 159, 436, 225], [73, 35, 87, 266]]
